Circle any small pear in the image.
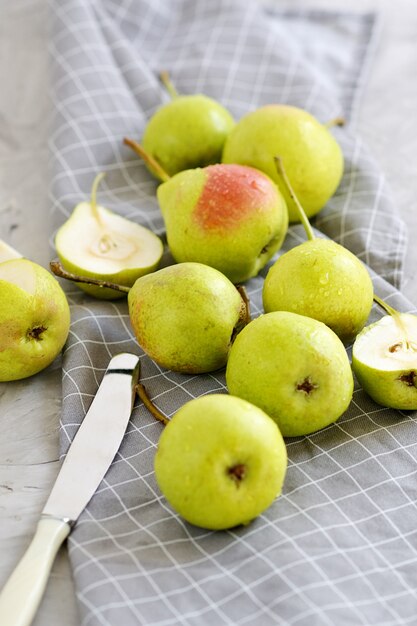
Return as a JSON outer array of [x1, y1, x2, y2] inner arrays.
[[51, 261, 249, 374], [154, 394, 287, 530], [226, 311, 353, 437], [141, 71, 235, 179], [124, 140, 288, 283], [352, 296, 417, 409], [0, 258, 70, 381], [262, 158, 373, 342], [222, 104, 344, 221], [55, 173, 163, 299]]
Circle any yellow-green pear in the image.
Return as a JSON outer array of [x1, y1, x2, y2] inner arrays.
[[226, 312, 353, 437], [141, 71, 235, 179], [154, 394, 287, 529], [55, 173, 163, 300], [0, 259, 70, 381], [51, 261, 249, 374], [222, 104, 344, 221], [262, 158, 373, 342]]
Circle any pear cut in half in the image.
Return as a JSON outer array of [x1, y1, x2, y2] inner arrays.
[[0, 240, 23, 263], [55, 174, 163, 299], [352, 311, 417, 410]]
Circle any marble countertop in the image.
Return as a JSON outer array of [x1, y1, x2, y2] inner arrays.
[[0, 0, 416, 624]]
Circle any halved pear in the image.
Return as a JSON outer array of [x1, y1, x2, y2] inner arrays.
[[55, 174, 163, 299], [0, 240, 23, 263], [0, 258, 70, 381], [352, 312, 417, 410]]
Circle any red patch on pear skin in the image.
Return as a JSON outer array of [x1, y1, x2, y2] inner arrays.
[[194, 164, 277, 231]]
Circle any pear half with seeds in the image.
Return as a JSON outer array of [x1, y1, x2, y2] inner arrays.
[[352, 297, 417, 410], [55, 173, 163, 299]]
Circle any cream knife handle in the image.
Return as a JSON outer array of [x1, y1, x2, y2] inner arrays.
[[0, 516, 71, 626]]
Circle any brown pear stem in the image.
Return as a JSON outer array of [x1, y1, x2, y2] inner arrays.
[[136, 383, 169, 425], [237, 285, 251, 325], [123, 137, 171, 182], [159, 70, 179, 99], [50, 260, 130, 294], [324, 116, 346, 129], [274, 156, 315, 241]]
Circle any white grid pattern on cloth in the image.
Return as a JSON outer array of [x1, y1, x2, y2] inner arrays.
[[48, 1, 417, 624]]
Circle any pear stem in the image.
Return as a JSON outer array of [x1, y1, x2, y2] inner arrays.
[[50, 260, 130, 294], [324, 116, 345, 129], [90, 172, 106, 226], [373, 293, 399, 317], [123, 137, 171, 182], [237, 285, 251, 326], [136, 383, 169, 425], [159, 70, 179, 99], [274, 156, 315, 241], [373, 294, 411, 350]]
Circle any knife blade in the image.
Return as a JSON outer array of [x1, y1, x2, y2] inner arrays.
[[0, 352, 140, 626]]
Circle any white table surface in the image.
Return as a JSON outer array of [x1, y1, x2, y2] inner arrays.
[[0, 1, 416, 624]]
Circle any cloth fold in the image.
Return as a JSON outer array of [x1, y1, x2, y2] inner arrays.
[[50, 1, 417, 624]]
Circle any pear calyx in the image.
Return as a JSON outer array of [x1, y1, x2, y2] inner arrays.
[[27, 325, 47, 341], [398, 371, 417, 387], [228, 463, 247, 485], [296, 377, 319, 395]]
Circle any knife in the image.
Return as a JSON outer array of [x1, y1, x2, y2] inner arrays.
[[0, 352, 140, 626]]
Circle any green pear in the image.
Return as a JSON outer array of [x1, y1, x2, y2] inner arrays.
[[154, 394, 287, 530], [55, 173, 163, 300], [0, 240, 22, 263], [352, 296, 417, 409], [51, 261, 249, 374], [262, 158, 373, 342], [141, 71, 235, 180], [123, 140, 288, 284], [0, 259, 70, 381], [226, 311, 354, 437], [222, 104, 344, 221]]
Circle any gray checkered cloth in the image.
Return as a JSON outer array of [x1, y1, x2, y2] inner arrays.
[[50, 1, 417, 624]]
